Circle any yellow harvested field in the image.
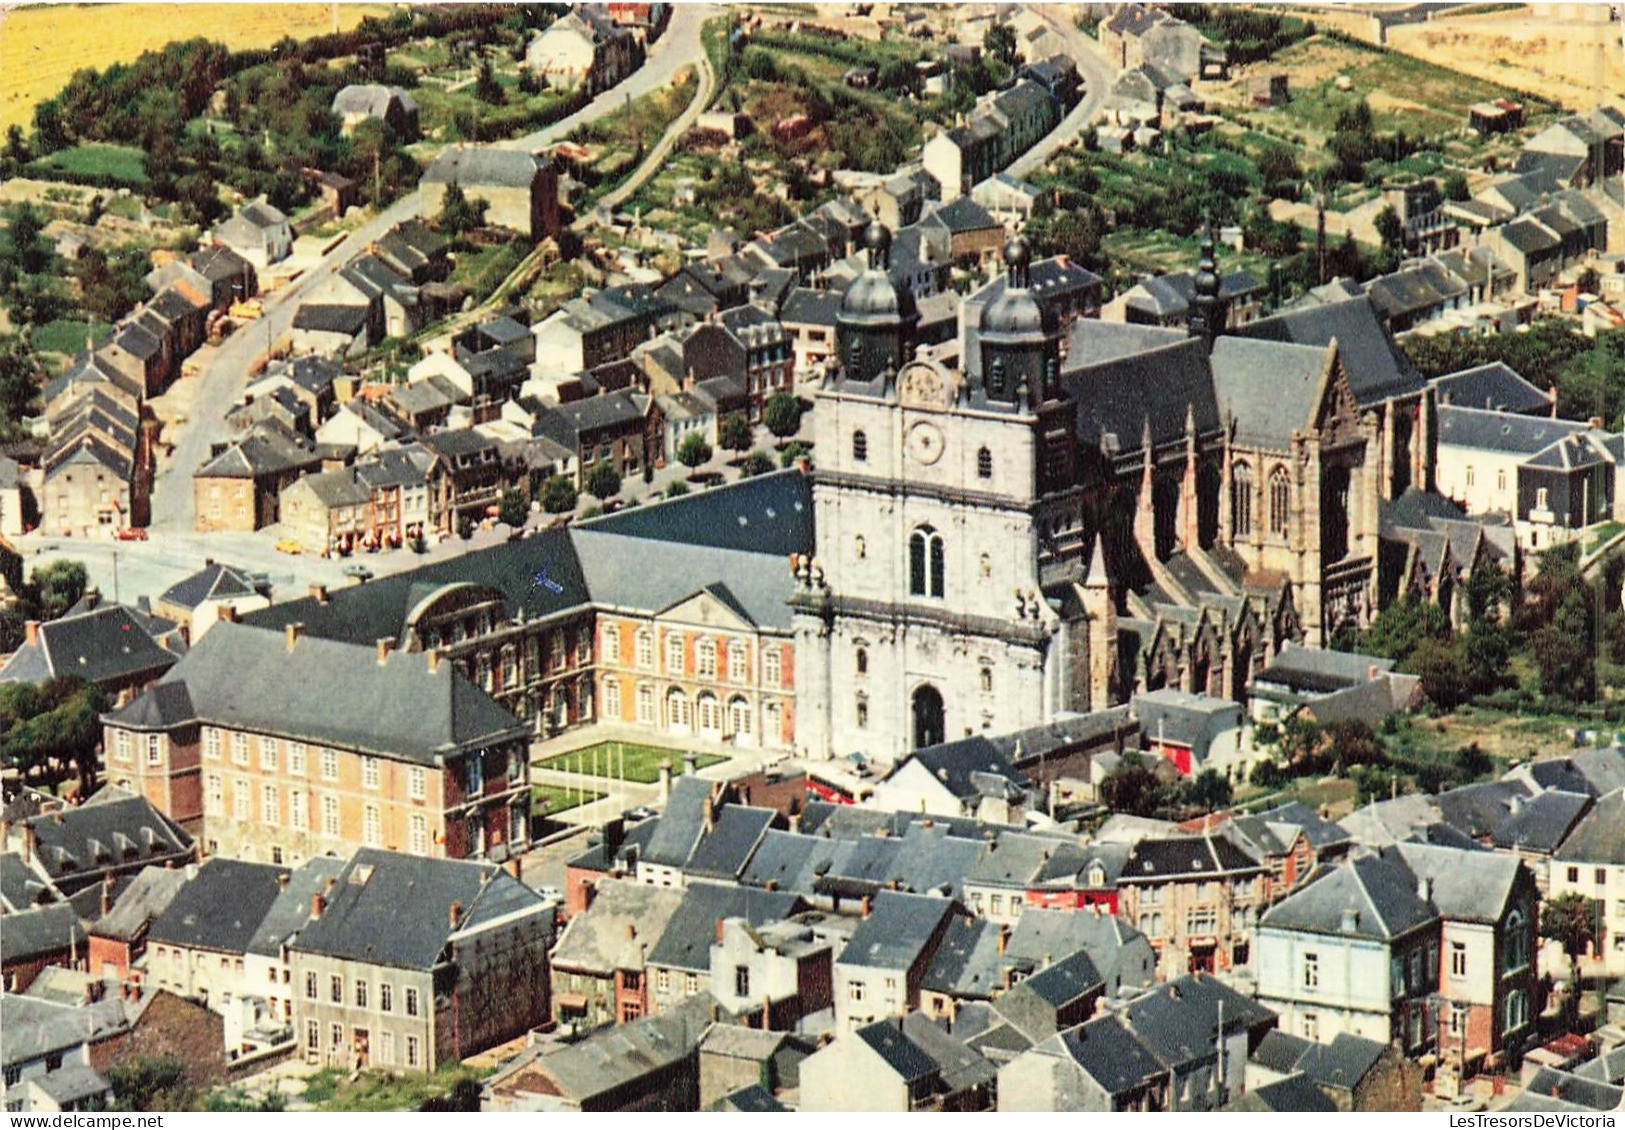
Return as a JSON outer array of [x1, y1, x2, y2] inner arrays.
[[0, 2, 394, 132]]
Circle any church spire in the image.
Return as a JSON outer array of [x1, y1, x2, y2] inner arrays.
[[1189, 219, 1223, 352]]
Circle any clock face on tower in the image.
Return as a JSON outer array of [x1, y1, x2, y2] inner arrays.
[[907, 421, 944, 465]]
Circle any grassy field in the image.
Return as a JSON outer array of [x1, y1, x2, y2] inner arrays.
[[302, 1065, 488, 1112], [531, 783, 606, 816], [31, 319, 113, 359], [25, 144, 150, 188], [0, 4, 394, 132], [539, 740, 727, 783]]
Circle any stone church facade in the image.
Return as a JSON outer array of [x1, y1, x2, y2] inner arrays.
[[794, 224, 1435, 761]]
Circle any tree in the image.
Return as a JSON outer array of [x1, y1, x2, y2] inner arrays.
[[984, 21, 1018, 67], [106, 1055, 195, 1111], [30, 560, 86, 619], [475, 56, 505, 105], [665, 480, 691, 499], [1374, 204, 1405, 250], [584, 461, 622, 501], [779, 439, 812, 468], [738, 449, 776, 478], [1360, 594, 1449, 666], [718, 414, 752, 453], [1577, 267, 1601, 295], [1326, 719, 1387, 773], [1100, 754, 1177, 817], [676, 432, 713, 469], [1182, 767, 1233, 811], [762, 392, 803, 440], [1442, 170, 1470, 201], [541, 474, 578, 513], [497, 489, 528, 529], [1532, 584, 1595, 702], [8, 203, 46, 275], [1543, 892, 1598, 963], [437, 182, 487, 234], [175, 171, 224, 227], [0, 336, 41, 430]]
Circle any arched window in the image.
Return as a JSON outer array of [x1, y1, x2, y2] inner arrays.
[[909, 526, 945, 598], [1232, 462, 1254, 538], [728, 696, 751, 737], [855, 535, 867, 560], [853, 430, 868, 462], [1505, 908, 1529, 971], [980, 666, 993, 693], [666, 689, 691, 731], [635, 628, 654, 669], [979, 553, 991, 580], [855, 646, 868, 675], [1269, 465, 1291, 535], [856, 693, 869, 729], [696, 693, 721, 733], [977, 447, 993, 479], [989, 356, 1006, 396]]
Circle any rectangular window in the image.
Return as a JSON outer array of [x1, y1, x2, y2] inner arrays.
[[320, 749, 338, 781], [685, 972, 698, 994], [205, 774, 223, 817], [656, 969, 670, 993], [363, 804, 381, 848], [666, 633, 684, 674], [261, 737, 278, 772], [990, 894, 1004, 915], [146, 734, 162, 765], [728, 643, 746, 683], [305, 972, 318, 1000], [1302, 1013, 1319, 1041], [331, 1024, 343, 1049], [636, 631, 653, 669], [290, 790, 307, 830], [405, 987, 419, 1017], [354, 980, 368, 1009], [232, 732, 249, 766], [330, 975, 343, 1003], [261, 784, 279, 824], [232, 779, 249, 820], [735, 966, 750, 997], [408, 767, 425, 801], [114, 731, 131, 763], [1303, 952, 1319, 989], [1450, 942, 1467, 979], [409, 815, 428, 856], [603, 626, 620, 664], [406, 1035, 420, 1068], [763, 648, 781, 687], [1569, 866, 1581, 883], [848, 981, 865, 1002], [289, 742, 306, 774], [379, 1031, 395, 1067], [1597, 868, 1608, 887], [204, 728, 221, 761], [380, 983, 393, 1013], [362, 757, 380, 790], [322, 795, 340, 838], [306, 1021, 319, 1051], [465, 754, 483, 795]]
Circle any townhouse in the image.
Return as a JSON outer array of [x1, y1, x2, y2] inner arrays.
[[1117, 834, 1268, 977]]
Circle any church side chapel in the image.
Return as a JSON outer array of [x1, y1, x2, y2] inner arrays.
[[793, 220, 1453, 762]]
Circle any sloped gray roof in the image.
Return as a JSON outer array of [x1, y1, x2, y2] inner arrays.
[[993, 949, 1102, 1043], [1210, 336, 1327, 448], [838, 891, 953, 972], [1433, 362, 1552, 414], [13, 787, 192, 892], [1555, 789, 1625, 865], [1230, 1072, 1338, 1112], [292, 848, 542, 970], [1260, 852, 1437, 940], [1235, 294, 1425, 406], [684, 806, 779, 881], [551, 878, 683, 975], [148, 858, 284, 953], [0, 604, 178, 688], [1438, 405, 1587, 455], [645, 881, 800, 973], [0, 901, 86, 966], [502, 991, 714, 1102], [853, 1018, 939, 1083], [91, 865, 189, 942], [158, 561, 260, 611], [423, 145, 546, 189], [1121, 973, 1275, 1070], [245, 855, 346, 957], [1047, 1013, 1164, 1096], [120, 621, 526, 764]]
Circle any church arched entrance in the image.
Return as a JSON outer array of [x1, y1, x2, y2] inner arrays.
[[912, 684, 945, 749]]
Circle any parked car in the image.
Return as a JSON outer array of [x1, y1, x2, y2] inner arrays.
[[343, 565, 374, 581], [275, 538, 302, 555], [112, 526, 148, 541]]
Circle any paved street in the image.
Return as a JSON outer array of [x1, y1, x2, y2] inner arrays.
[[1007, 7, 1115, 180]]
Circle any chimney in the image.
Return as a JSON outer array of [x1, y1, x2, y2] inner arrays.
[[376, 637, 395, 665], [218, 605, 238, 624], [285, 622, 304, 651], [658, 760, 673, 803], [761, 995, 772, 1030], [1418, 876, 1433, 902], [100, 873, 115, 917], [860, 895, 872, 919], [426, 648, 442, 674], [309, 584, 329, 604], [24, 620, 39, 646], [311, 892, 326, 920], [716, 917, 726, 944], [626, 923, 637, 941], [1367, 665, 1380, 680], [506, 856, 523, 882], [449, 901, 462, 930], [277, 872, 290, 890], [83, 588, 101, 611], [998, 925, 1010, 955]]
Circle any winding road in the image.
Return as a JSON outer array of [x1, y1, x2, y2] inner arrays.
[[1007, 7, 1115, 181], [149, 5, 719, 533]]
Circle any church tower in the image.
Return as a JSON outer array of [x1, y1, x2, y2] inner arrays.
[[793, 239, 1064, 761], [1188, 223, 1226, 352], [835, 221, 919, 382]]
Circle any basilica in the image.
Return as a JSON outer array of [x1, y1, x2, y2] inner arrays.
[[792, 222, 1439, 761]]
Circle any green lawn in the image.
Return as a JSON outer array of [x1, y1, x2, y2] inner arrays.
[[26, 144, 150, 188], [539, 740, 726, 783], [31, 318, 113, 357], [532, 783, 606, 815], [447, 240, 526, 301]]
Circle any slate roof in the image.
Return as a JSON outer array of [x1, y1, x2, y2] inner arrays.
[[0, 853, 58, 913], [1121, 835, 1260, 882], [1254, 643, 1393, 695], [645, 882, 800, 973], [1555, 789, 1625, 865], [993, 949, 1102, 1043], [853, 1018, 939, 1083], [707, 1084, 788, 1113], [1210, 336, 1327, 448], [838, 891, 954, 972], [921, 914, 1004, 1000], [1234, 294, 1425, 406], [893, 735, 1031, 803], [292, 303, 368, 335], [423, 146, 546, 189], [1437, 405, 1586, 455], [1065, 336, 1221, 459], [106, 621, 527, 764], [195, 428, 321, 479], [158, 561, 261, 612], [15, 787, 192, 892], [579, 468, 812, 556], [0, 901, 86, 966], [684, 806, 779, 881], [640, 776, 714, 869], [1260, 852, 1437, 940], [0, 604, 178, 688], [292, 849, 543, 970], [1294, 1031, 1388, 1093], [1, 994, 126, 1069], [245, 856, 346, 957], [89, 865, 189, 943], [1231, 1072, 1338, 1112], [1048, 1013, 1164, 1096], [1434, 362, 1553, 414], [1253, 1029, 1314, 1074], [147, 858, 284, 954], [1120, 973, 1276, 1070], [550, 878, 683, 975]]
